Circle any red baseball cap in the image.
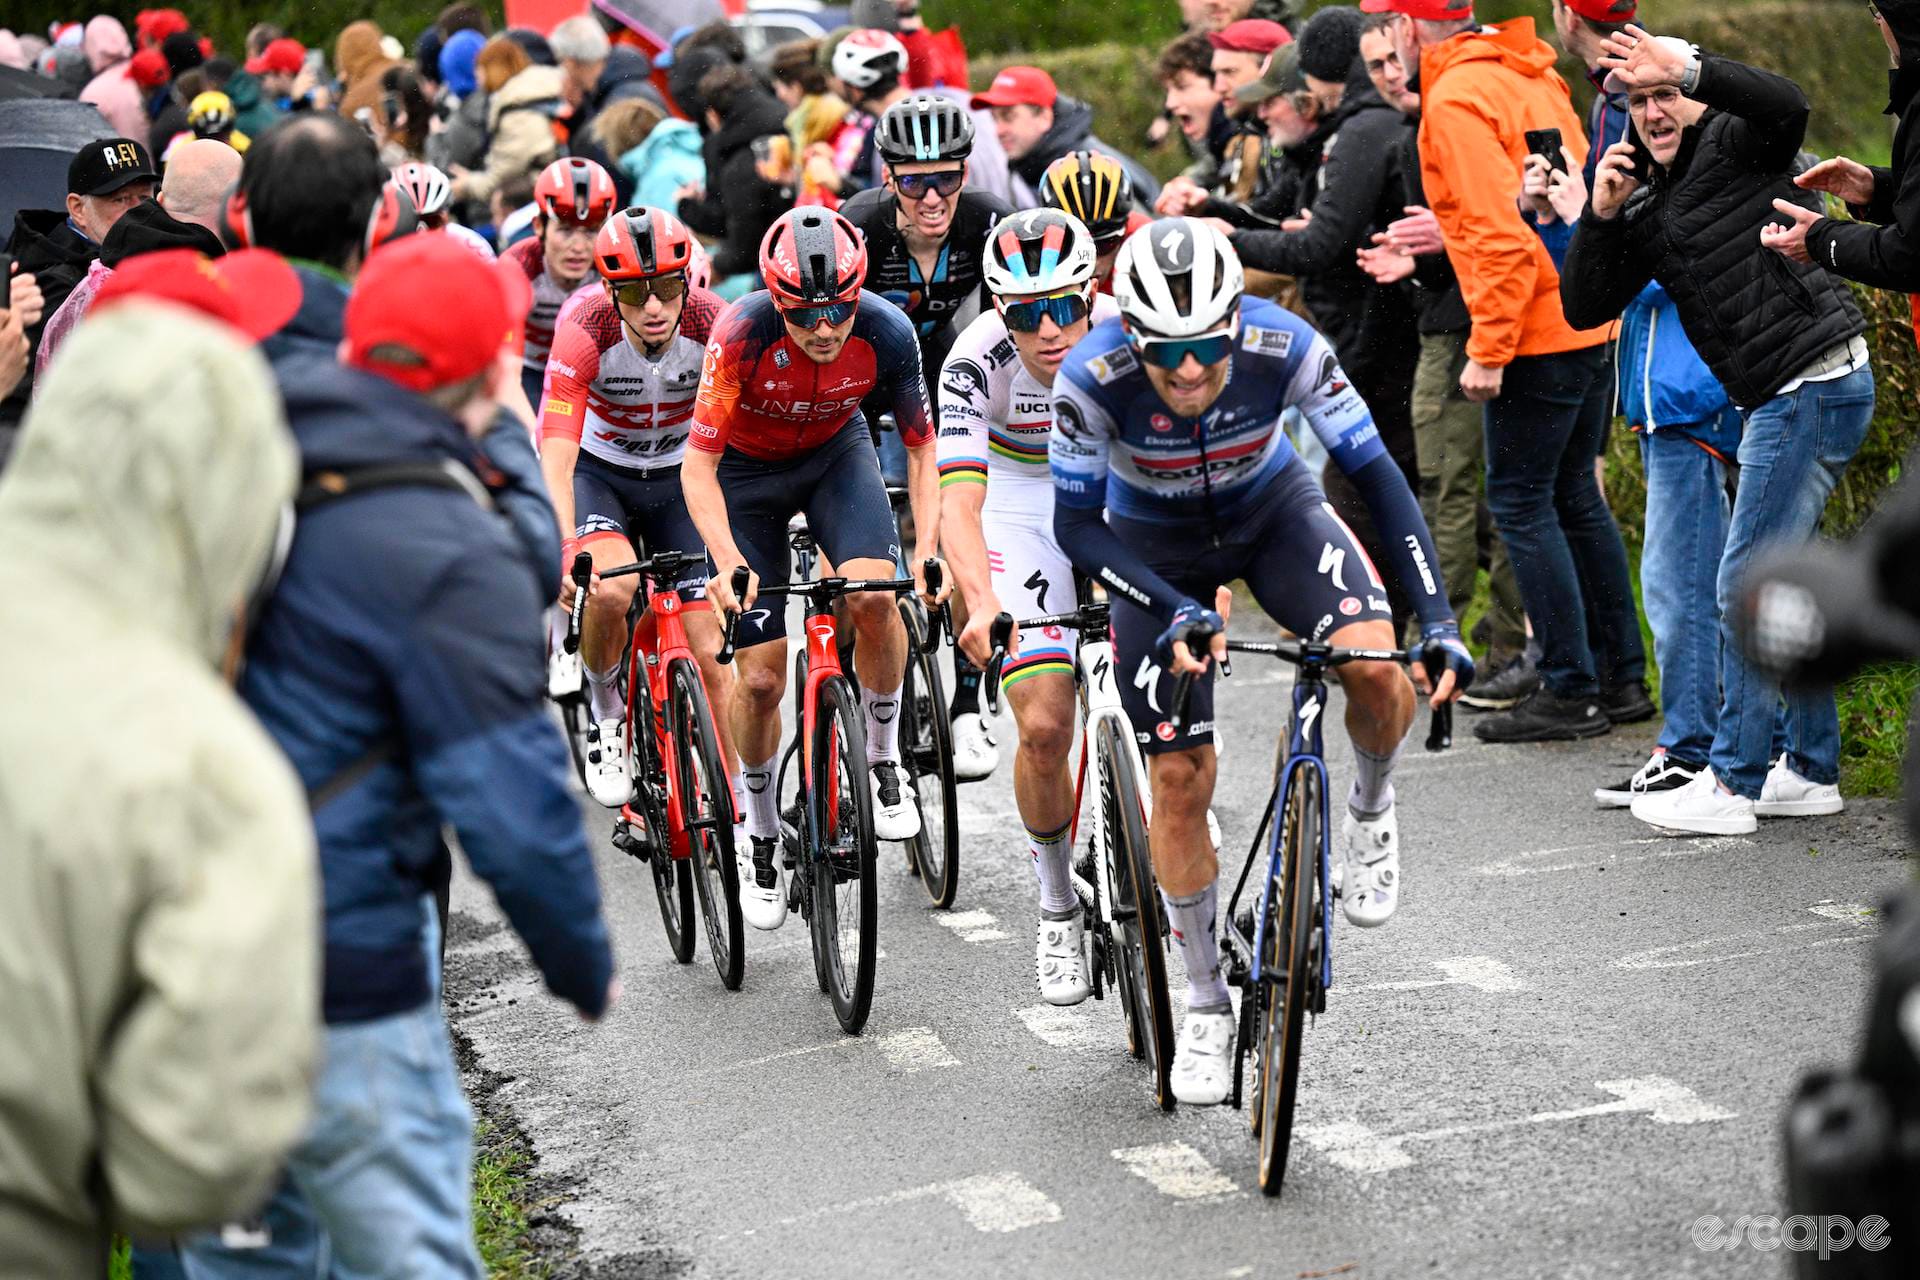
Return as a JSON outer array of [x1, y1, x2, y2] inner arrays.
[[1357, 0, 1475, 19], [346, 234, 520, 393], [1208, 20, 1293, 55], [970, 66, 1057, 111], [1562, 0, 1637, 20], [245, 37, 306, 77], [92, 248, 302, 340]]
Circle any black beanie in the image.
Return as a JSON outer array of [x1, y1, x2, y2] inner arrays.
[[160, 30, 205, 79], [100, 200, 226, 268], [1297, 5, 1364, 85]]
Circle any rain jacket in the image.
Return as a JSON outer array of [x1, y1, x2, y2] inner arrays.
[[621, 117, 706, 213], [223, 69, 280, 139], [0, 305, 318, 1277], [1617, 280, 1739, 451], [451, 64, 568, 204], [1415, 17, 1608, 367], [2, 210, 100, 435]]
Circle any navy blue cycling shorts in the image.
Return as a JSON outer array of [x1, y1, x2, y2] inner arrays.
[[716, 421, 902, 648], [572, 451, 708, 599], [1109, 463, 1393, 755]]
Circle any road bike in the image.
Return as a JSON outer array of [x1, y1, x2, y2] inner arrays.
[[733, 539, 925, 1034], [884, 484, 960, 908], [555, 550, 744, 990], [984, 582, 1177, 1110], [1170, 635, 1451, 1195]]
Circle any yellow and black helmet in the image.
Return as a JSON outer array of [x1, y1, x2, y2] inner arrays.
[[1039, 150, 1132, 245]]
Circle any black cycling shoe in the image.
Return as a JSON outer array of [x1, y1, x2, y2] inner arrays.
[[1472, 686, 1610, 743], [1601, 680, 1657, 724], [1460, 651, 1540, 711]]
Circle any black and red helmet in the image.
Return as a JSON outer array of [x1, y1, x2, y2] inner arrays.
[[594, 207, 695, 282], [533, 157, 617, 227], [364, 180, 421, 257], [758, 208, 866, 309]]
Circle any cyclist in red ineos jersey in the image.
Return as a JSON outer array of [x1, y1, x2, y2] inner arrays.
[[506, 157, 616, 408], [540, 206, 730, 810], [685, 207, 949, 932]]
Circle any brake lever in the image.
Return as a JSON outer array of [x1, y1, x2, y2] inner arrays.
[[716, 564, 752, 666], [922, 557, 953, 652], [1421, 644, 1453, 752], [982, 612, 1013, 716], [563, 552, 593, 655]]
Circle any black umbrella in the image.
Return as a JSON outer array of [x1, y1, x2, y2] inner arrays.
[[0, 65, 62, 102], [0, 99, 114, 233], [593, 0, 726, 46]]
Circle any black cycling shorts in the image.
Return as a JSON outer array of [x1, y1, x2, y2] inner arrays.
[[1108, 462, 1393, 755], [572, 451, 708, 599], [716, 421, 901, 648]]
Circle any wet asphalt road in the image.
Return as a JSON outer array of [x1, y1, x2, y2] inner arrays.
[[449, 618, 1911, 1280]]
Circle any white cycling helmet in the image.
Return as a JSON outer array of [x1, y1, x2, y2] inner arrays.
[[390, 161, 452, 218], [982, 208, 1097, 298], [832, 28, 908, 90], [1112, 216, 1243, 338]]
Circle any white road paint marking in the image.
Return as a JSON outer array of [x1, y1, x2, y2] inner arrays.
[[1111, 1141, 1238, 1200], [1297, 1076, 1733, 1174], [739, 1172, 1062, 1237], [1476, 834, 1753, 877], [1017, 1002, 1108, 1051], [1350, 956, 1525, 994], [875, 1026, 959, 1071], [934, 908, 1010, 943], [1613, 902, 1880, 970]]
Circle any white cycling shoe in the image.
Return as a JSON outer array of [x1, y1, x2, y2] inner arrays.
[[870, 761, 921, 840], [950, 712, 1000, 781], [1035, 914, 1092, 1006], [738, 837, 787, 931], [1171, 1009, 1236, 1106], [583, 718, 633, 808], [1339, 805, 1400, 928]]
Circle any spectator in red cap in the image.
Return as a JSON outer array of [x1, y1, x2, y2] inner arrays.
[[229, 36, 305, 137], [134, 9, 190, 52], [971, 65, 1159, 207]]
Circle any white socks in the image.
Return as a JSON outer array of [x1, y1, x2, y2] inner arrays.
[[740, 757, 778, 840], [1162, 883, 1230, 1012], [585, 661, 625, 722], [1350, 738, 1400, 820], [863, 681, 902, 763], [1027, 819, 1076, 916]]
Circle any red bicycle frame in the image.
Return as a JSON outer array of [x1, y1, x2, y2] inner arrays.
[[620, 582, 733, 859]]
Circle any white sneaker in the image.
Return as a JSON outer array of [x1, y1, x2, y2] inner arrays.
[[1170, 1010, 1235, 1106], [870, 761, 920, 840], [1594, 751, 1700, 809], [1035, 914, 1091, 1006], [1339, 806, 1399, 928], [1757, 756, 1845, 817], [583, 718, 633, 808], [951, 712, 1000, 781], [738, 837, 787, 931], [1632, 767, 1757, 835]]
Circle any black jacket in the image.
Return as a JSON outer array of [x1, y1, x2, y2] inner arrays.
[[1008, 96, 1161, 207], [1397, 121, 1470, 335], [2, 211, 99, 435], [1803, 38, 1920, 290], [1561, 55, 1865, 409], [676, 89, 792, 279], [565, 47, 667, 208]]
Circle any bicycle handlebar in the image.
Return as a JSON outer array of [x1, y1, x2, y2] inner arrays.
[[920, 558, 953, 653], [715, 565, 752, 666], [982, 612, 1015, 715], [563, 552, 592, 655]]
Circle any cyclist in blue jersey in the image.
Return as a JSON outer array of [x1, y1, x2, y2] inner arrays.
[[1049, 217, 1474, 1106]]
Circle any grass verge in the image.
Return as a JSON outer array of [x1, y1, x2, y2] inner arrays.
[[472, 1114, 551, 1280]]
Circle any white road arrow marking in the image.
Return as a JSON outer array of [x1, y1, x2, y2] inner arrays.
[[1297, 1076, 1734, 1174], [739, 1172, 1063, 1237], [1349, 956, 1525, 994], [933, 909, 1009, 943], [875, 1027, 959, 1072], [1476, 834, 1753, 877], [1017, 1002, 1107, 1051], [1111, 1141, 1238, 1200]]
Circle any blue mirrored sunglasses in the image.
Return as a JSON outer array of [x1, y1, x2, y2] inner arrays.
[[1130, 329, 1235, 369], [895, 170, 966, 201], [781, 300, 858, 330], [999, 290, 1092, 333]]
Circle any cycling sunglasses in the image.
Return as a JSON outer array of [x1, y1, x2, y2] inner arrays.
[[780, 300, 858, 330], [614, 274, 687, 306], [1129, 328, 1235, 369], [894, 170, 966, 201], [998, 288, 1092, 333]]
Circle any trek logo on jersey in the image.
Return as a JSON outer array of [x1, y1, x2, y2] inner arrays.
[[1087, 345, 1138, 384], [942, 358, 988, 405], [1241, 325, 1294, 358]]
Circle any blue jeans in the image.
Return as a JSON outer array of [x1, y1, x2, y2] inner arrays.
[[1639, 425, 1735, 766], [136, 998, 481, 1280], [1710, 363, 1875, 798], [1483, 346, 1646, 698]]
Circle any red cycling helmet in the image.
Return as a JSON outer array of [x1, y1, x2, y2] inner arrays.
[[759, 208, 866, 309], [364, 181, 421, 257], [533, 157, 617, 227], [594, 207, 695, 282]]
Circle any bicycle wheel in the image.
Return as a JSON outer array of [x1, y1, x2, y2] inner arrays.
[[670, 658, 743, 991], [1097, 717, 1175, 1111], [899, 602, 959, 907], [1256, 762, 1320, 1196], [808, 673, 879, 1033], [633, 674, 695, 964]]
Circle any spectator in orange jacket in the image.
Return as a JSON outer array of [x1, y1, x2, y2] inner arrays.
[[1368, 0, 1647, 744]]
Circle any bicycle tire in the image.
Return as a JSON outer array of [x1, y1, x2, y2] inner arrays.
[[560, 693, 592, 793], [809, 673, 879, 1033], [670, 658, 743, 991], [632, 671, 695, 964], [1257, 762, 1320, 1195], [1097, 717, 1175, 1111], [783, 649, 831, 995], [899, 601, 960, 908]]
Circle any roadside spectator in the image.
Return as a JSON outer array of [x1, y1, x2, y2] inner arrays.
[[829, 29, 912, 193], [492, 170, 540, 249], [0, 287, 25, 405], [678, 64, 793, 280], [448, 36, 566, 206], [1769, 1, 1920, 312], [228, 36, 301, 137], [1196, 0, 1303, 32], [159, 137, 242, 235], [1155, 34, 1234, 194], [1198, 20, 1293, 211], [78, 17, 145, 139], [767, 39, 854, 207], [551, 14, 661, 204], [973, 65, 1160, 209], [334, 20, 404, 129], [1564, 28, 1874, 833], [0, 284, 316, 1279], [2, 136, 158, 436], [1354, 11, 1531, 691], [430, 28, 490, 180], [145, 31, 206, 157], [36, 197, 224, 377], [592, 99, 700, 213]]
